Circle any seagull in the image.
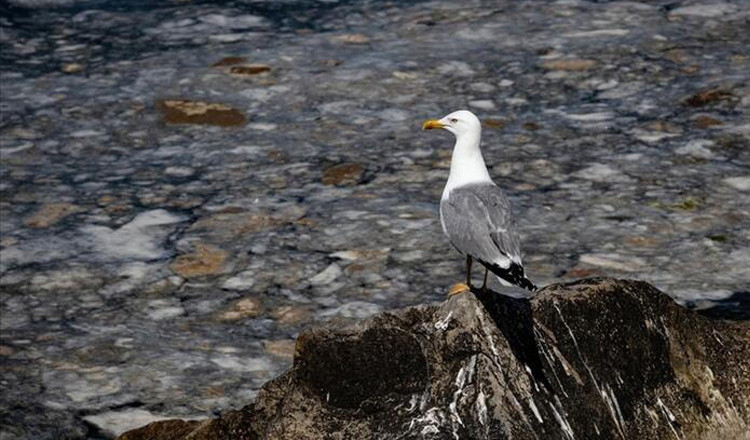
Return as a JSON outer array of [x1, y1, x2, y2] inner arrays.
[[423, 110, 537, 293]]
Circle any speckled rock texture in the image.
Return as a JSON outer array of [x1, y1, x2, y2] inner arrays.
[[119, 278, 750, 440]]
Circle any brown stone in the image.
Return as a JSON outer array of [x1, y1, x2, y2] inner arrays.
[[272, 305, 312, 325], [215, 206, 246, 214], [322, 163, 365, 186], [166, 197, 204, 210], [644, 121, 682, 133], [684, 89, 734, 107], [189, 207, 306, 239], [295, 217, 317, 228], [541, 59, 596, 71], [693, 115, 723, 128], [682, 65, 699, 75], [103, 203, 132, 215], [342, 263, 368, 275], [97, 195, 118, 206], [156, 99, 246, 127], [522, 121, 542, 130], [24, 203, 82, 228], [170, 244, 228, 278], [482, 118, 508, 130], [227, 64, 271, 77], [514, 183, 536, 191], [201, 386, 226, 398], [218, 297, 264, 321], [624, 236, 660, 248], [216, 213, 278, 234], [138, 195, 167, 207], [264, 340, 296, 359], [673, 197, 700, 211], [61, 63, 84, 74], [663, 48, 689, 64]]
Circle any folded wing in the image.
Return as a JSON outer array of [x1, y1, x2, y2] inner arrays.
[[440, 183, 535, 290]]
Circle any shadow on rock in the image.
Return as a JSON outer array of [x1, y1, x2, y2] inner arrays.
[[474, 287, 553, 392]]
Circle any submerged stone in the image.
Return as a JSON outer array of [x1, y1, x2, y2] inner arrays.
[[218, 297, 264, 321], [156, 99, 246, 127], [227, 64, 271, 77], [61, 63, 84, 74], [24, 203, 82, 228], [331, 34, 370, 44], [321, 163, 365, 186], [692, 115, 723, 128], [541, 59, 597, 71], [684, 89, 734, 107], [170, 244, 228, 278]]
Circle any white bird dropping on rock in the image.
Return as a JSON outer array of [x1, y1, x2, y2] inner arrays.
[[423, 110, 536, 292]]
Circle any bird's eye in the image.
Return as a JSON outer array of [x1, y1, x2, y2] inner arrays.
[[450, 118, 458, 123]]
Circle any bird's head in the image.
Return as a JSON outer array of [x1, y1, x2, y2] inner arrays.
[[422, 110, 481, 138]]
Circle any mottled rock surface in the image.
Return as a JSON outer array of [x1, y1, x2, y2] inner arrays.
[[119, 279, 750, 439]]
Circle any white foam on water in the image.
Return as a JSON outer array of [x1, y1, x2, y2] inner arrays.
[[81, 209, 186, 262], [209, 355, 273, 373]]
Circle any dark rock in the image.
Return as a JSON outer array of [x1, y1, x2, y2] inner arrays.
[[295, 327, 429, 411], [120, 278, 750, 439]]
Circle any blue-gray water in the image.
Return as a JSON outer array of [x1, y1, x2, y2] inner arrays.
[[1, 0, 749, 438]]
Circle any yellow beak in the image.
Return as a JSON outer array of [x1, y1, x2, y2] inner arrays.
[[422, 119, 445, 130]]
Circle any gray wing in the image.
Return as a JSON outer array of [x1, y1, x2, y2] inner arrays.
[[440, 183, 522, 269]]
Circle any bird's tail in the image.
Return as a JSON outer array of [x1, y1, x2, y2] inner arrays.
[[481, 260, 537, 292], [514, 274, 538, 292]]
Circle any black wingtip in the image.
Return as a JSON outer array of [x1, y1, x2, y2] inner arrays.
[[480, 259, 537, 292]]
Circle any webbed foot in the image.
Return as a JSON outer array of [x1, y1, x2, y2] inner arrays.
[[448, 283, 471, 296]]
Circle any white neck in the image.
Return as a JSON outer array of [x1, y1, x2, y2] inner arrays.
[[442, 130, 492, 200]]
